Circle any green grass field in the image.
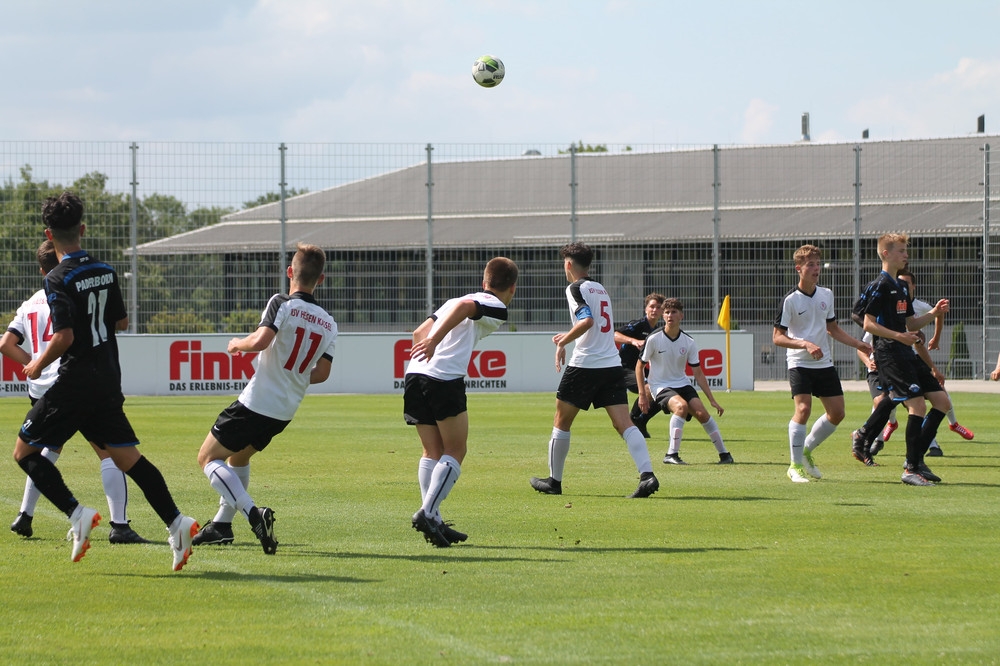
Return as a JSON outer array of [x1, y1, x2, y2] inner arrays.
[[1, 391, 998, 664]]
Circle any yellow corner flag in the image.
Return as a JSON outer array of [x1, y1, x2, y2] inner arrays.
[[717, 294, 731, 331]]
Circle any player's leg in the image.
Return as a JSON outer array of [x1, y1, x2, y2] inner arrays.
[[606, 401, 658, 498], [688, 396, 729, 459], [418, 413, 467, 530], [91, 442, 149, 544], [11, 445, 61, 538], [663, 394, 689, 464]]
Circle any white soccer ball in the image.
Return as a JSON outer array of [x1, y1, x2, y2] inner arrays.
[[472, 55, 505, 88]]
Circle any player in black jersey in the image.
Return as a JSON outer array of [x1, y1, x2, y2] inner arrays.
[[12, 191, 199, 569]]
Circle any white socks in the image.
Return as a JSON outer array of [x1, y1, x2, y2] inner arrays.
[[789, 420, 806, 465], [100, 457, 129, 524], [623, 425, 653, 474], [548, 428, 571, 481], [804, 414, 837, 452], [213, 462, 251, 522], [421, 455, 461, 519], [204, 460, 255, 520]]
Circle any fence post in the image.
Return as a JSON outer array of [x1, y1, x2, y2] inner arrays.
[[712, 144, 721, 322], [569, 144, 578, 242], [853, 144, 862, 307], [129, 142, 139, 334], [426, 143, 434, 315], [983, 142, 990, 378], [279, 142, 288, 293]]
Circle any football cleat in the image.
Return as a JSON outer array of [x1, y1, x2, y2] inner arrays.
[[628, 474, 660, 498], [412, 509, 450, 548], [108, 522, 151, 544], [191, 520, 235, 546], [802, 449, 823, 479], [926, 446, 943, 457], [530, 476, 562, 495], [10, 511, 33, 538], [70, 506, 101, 562], [168, 515, 199, 571], [949, 422, 974, 440], [880, 420, 899, 442], [717, 452, 735, 464], [662, 453, 688, 465], [251, 507, 277, 555], [901, 470, 934, 486], [786, 464, 810, 483]]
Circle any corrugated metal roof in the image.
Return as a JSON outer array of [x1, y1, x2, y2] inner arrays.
[[134, 135, 994, 255]]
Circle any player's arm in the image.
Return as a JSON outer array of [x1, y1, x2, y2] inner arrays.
[[614, 327, 644, 351], [863, 314, 920, 346], [228, 325, 277, 355], [927, 311, 944, 350], [410, 298, 479, 362], [0, 331, 30, 366], [827, 320, 872, 356], [857, 346, 876, 372], [553, 313, 594, 372], [691, 365, 723, 416], [991, 352, 1000, 381], [635, 358, 651, 413], [115, 316, 129, 331], [22, 329, 72, 380], [906, 298, 948, 332], [309, 356, 332, 384], [772, 326, 822, 359], [913, 338, 945, 385]]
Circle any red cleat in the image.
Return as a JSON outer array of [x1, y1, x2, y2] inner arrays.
[[949, 422, 975, 440], [880, 420, 899, 442]]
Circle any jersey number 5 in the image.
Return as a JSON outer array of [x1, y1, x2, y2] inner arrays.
[[599, 300, 611, 333], [283, 326, 323, 374]]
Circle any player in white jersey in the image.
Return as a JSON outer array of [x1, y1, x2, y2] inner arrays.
[[637, 298, 732, 465], [530, 242, 659, 499], [2, 239, 148, 544], [194, 243, 337, 554], [773, 245, 871, 483], [404, 257, 518, 547], [861, 268, 974, 458]]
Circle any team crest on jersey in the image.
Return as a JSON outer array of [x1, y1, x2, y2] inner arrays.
[[895, 299, 907, 315], [679, 346, 687, 356]]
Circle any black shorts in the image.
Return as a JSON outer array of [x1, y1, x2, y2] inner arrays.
[[865, 371, 886, 399], [653, 384, 699, 421], [874, 350, 942, 401], [557, 365, 627, 410], [211, 400, 290, 452], [403, 374, 467, 426], [19, 382, 138, 450], [788, 366, 844, 399]]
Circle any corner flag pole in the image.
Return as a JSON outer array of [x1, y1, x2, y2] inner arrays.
[[717, 295, 732, 391]]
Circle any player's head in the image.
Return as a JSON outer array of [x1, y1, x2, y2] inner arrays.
[[42, 191, 84, 245], [662, 297, 684, 325], [663, 297, 684, 313], [644, 292, 665, 309], [644, 293, 665, 321], [793, 244, 821, 267], [897, 267, 915, 294], [877, 233, 909, 262], [560, 242, 593, 270], [484, 256, 518, 293], [37, 239, 57, 274], [290, 243, 325, 288]]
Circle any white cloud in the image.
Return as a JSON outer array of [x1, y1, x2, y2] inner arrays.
[[741, 99, 779, 143]]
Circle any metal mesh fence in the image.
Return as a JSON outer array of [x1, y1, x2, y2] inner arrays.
[[1, 139, 994, 380]]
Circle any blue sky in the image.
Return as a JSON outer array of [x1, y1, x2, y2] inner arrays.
[[2, 0, 999, 146]]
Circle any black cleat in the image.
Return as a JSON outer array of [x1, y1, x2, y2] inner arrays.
[[632, 418, 651, 438], [718, 452, 735, 464], [869, 439, 885, 457], [109, 522, 151, 544], [191, 520, 235, 546], [663, 453, 688, 465], [913, 462, 941, 483], [926, 446, 944, 457], [629, 474, 660, 498], [902, 470, 934, 486], [439, 522, 468, 544], [10, 511, 33, 538], [412, 509, 450, 548], [250, 507, 277, 555], [530, 476, 562, 495], [852, 430, 878, 466]]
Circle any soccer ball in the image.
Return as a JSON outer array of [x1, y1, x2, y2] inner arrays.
[[472, 55, 505, 88]]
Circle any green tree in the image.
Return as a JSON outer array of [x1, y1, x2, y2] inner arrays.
[[242, 187, 309, 210]]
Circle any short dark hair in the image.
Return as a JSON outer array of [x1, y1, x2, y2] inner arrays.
[[42, 191, 84, 244], [897, 267, 914, 283], [291, 243, 325, 287], [663, 297, 684, 312], [37, 239, 58, 273], [644, 292, 665, 307], [560, 242, 593, 269], [484, 256, 518, 292]]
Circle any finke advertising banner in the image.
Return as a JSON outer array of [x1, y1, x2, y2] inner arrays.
[[0, 331, 753, 397]]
